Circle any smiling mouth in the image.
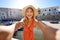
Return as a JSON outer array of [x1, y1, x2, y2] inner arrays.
[[28, 15, 31, 16]]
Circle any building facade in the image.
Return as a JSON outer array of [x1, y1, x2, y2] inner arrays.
[[0, 8, 23, 21], [0, 6, 60, 21], [37, 6, 60, 21], [0, 8, 8, 20]]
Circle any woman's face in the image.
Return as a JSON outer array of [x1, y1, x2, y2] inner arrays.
[[25, 8, 34, 19]]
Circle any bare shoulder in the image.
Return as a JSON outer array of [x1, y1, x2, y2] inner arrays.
[[16, 18, 25, 25], [16, 21, 24, 26], [34, 19, 40, 26], [34, 19, 43, 26]]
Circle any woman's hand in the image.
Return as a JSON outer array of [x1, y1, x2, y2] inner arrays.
[[15, 22, 23, 31]]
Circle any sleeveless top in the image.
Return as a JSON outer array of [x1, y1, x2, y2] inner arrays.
[[23, 19, 35, 40]]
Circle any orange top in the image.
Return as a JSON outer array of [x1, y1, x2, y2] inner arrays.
[[23, 19, 34, 40]]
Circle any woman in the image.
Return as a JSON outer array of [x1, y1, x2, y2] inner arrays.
[[15, 5, 46, 40]]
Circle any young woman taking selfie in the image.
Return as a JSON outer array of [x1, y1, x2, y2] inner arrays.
[[14, 5, 56, 40]]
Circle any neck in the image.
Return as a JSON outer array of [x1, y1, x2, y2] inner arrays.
[[28, 18, 32, 21]]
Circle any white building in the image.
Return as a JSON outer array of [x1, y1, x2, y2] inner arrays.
[[0, 8, 23, 20], [0, 8, 8, 20], [8, 8, 23, 20], [0, 6, 60, 21], [37, 6, 60, 20]]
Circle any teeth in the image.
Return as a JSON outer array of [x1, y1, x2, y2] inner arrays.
[[28, 15, 31, 16]]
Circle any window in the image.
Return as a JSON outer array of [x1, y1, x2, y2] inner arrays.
[[38, 10, 40, 14], [38, 10, 40, 12], [2, 13, 4, 15], [53, 12, 55, 15], [1, 16, 5, 19], [59, 12, 60, 14], [39, 13, 40, 14], [10, 11, 12, 13], [10, 13, 12, 15], [1, 16, 2, 19], [3, 16, 5, 19], [48, 13, 50, 15], [54, 8, 56, 10], [43, 13, 45, 16], [49, 9, 51, 11], [45, 9, 46, 11]]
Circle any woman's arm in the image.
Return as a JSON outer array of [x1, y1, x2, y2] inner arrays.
[[14, 22, 23, 31], [34, 20, 51, 33], [35, 21, 53, 33], [34, 21, 57, 40], [34, 21, 45, 31], [35, 21, 57, 32]]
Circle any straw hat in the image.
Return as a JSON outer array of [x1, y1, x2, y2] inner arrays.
[[22, 5, 38, 17]]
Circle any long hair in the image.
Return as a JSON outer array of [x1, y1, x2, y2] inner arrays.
[[23, 7, 34, 25]]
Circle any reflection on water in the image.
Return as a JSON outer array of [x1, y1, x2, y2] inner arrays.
[[14, 27, 44, 40]]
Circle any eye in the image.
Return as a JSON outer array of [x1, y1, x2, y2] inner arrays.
[[30, 11, 33, 13]]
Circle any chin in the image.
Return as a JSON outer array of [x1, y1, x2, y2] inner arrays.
[[28, 17, 32, 19], [28, 18, 31, 19]]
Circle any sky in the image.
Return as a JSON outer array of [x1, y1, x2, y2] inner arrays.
[[0, 0, 60, 9]]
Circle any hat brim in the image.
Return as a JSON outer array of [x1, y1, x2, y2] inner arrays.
[[22, 5, 38, 17]]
